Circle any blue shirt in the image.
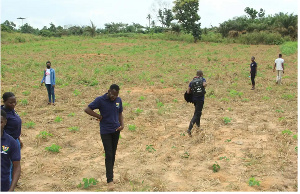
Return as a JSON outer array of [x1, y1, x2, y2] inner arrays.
[[88, 93, 123, 134], [1, 131, 21, 184], [1, 106, 22, 140], [189, 77, 206, 101], [250, 61, 257, 74], [41, 68, 56, 86]]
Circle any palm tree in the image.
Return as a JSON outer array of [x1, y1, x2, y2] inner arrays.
[[86, 20, 96, 37], [146, 14, 152, 28]]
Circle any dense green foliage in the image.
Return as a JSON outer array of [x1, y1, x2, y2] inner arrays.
[[1, 4, 297, 45]]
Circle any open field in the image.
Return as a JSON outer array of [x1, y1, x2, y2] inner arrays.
[[1, 34, 298, 191]]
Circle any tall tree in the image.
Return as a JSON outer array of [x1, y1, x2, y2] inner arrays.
[[173, 0, 202, 42], [158, 8, 174, 28], [244, 7, 258, 19], [85, 20, 96, 37], [146, 14, 152, 28]]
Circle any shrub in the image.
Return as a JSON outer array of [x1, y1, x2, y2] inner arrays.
[[77, 178, 99, 189]]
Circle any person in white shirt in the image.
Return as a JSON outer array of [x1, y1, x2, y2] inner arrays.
[[41, 61, 56, 105], [273, 54, 284, 85]]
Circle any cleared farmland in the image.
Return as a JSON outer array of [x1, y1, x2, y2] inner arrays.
[[1, 34, 298, 191]]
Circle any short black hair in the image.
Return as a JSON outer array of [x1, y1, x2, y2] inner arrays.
[[109, 84, 120, 91], [279, 54, 282, 57], [1, 109, 7, 119], [2, 92, 15, 102], [46, 61, 51, 64]]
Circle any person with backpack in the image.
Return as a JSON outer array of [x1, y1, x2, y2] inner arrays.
[[186, 70, 207, 137]]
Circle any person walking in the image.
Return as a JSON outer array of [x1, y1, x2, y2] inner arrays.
[[1, 109, 21, 192], [41, 61, 56, 105], [186, 70, 207, 137], [1, 92, 22, 185], [84, 84, 124, 191], [250, 56, 257, 90], [273, 54, 284, 85]]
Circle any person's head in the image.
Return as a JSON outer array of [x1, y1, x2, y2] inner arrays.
[[251, 56, 255, 61], [46, 61, 51, 69], [279, 54, 282, 58], [1, 109, 7, 134], [2, 92, 16, 110], [108, 84, 120, 101], [196, 70, 203, 77]]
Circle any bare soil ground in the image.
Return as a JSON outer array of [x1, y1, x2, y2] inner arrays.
[[1, 38, 297, 191]]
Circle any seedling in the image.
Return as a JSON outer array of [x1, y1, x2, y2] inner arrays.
[[68, 112, 75, 117], [278, 117, 285, 121], [69, 126, 79, 132], [219, 156, 229, 161], [123, 102, 130, 107], [212, 162, 220, 172], [171, 146, 176, 148], [36, 131, 53, 139], [77, 178, 98, 189], [173, 99, 178, 103], [22, 91, 31, 96], [54, 116, 63, 122], [139, 96, 145, 101], [228, 90, 243, 97], [160, 79, 164, 83], [182, 151, 190, 158], [276, 109, 284, 113], [248, 177, 260, 186], [227, 107, 232, 111], [134, 108, 143, 115], [45, 144, 61, 153], [262, 96, 270, 100], [223, 117, 232, 124], [20, 99, 28, 105], [242, 98, 249, 102], [225, 139, 231, 142], [73, 89, 81, 96], [157, 101, 164, 108], [282, 94, 294, 100], [24, 121, 35, 128], [282, 129, 292, 135], [266, 86, 272, 91], [128, 124, 136, 131], [293, 134, 297, 139], [146, 145, 156, 152], [295, 146, 298, 152]]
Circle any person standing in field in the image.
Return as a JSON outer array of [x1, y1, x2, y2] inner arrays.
[[41, 61, 56, 105], [250, 56, 257, 90], [1, 109, 21, 192], [84, 84, 124, 191], [1, 92, 22, 185], [273, 54, 284, 85], [186, 70, 207, 137]]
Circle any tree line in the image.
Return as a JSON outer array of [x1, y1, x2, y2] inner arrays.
[[1, 0, 298, 43]]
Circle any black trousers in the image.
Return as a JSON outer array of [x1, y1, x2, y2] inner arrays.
[[188, 100, 204, 131], [251, 73, 256, 86], [100, 131, 120, 183]]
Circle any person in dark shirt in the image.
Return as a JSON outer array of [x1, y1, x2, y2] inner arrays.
[[250, 56, 257, 90], [1, 92, 22, 184], [84, 84, 124, 191], [186, 70, 207, 137], [1, 109, 21, 192]]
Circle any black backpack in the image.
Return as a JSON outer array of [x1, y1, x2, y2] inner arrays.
[[190, 77, 206, 97]]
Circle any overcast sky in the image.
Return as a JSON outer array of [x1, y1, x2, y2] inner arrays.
[[1, 0, 298, 30]]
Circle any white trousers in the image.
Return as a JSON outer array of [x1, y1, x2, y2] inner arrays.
[[276, 70, 283, 84]]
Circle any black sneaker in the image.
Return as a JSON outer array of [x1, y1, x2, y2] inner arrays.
[[186, 129, 192, 137]]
